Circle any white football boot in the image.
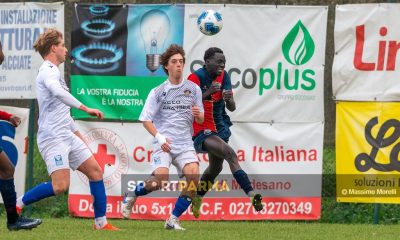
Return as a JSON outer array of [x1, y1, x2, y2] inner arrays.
[[120, 193, 137, 218], [164, 216, 185, 231]]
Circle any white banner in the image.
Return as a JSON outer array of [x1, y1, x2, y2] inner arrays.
[[0, 106, 29, 203], [69, 120, 323, 219], [0, 2, 64, 99], [184, 5, 327, 123], [333, 4, 400, 101]]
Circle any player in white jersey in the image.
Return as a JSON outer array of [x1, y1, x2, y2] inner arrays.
[[15, 29, 119, 231], [121, 44, 204, 230]]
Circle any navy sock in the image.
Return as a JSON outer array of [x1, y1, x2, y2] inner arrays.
[[172, 195, 192, 218], [134, 182, 148, 196], [0, 178, 18, 224], [22, 182, 55, 206], [89, 180, 107, 218], [233, 170, 254, 195]]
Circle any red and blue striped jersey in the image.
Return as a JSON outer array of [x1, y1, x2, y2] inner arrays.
[[188, 67, 233, 137]]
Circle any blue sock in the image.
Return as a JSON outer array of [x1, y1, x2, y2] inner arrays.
[[0, 178, 18, 224], [134, 182, 148, 196], [233, 170, 254, 195], [22, 182, 55, 205], [172, 195, 192, 218], [89, 180, 107, 218]]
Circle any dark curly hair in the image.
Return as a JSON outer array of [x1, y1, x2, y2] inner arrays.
[[203, 47, 223, 62], [160, 44, 185, 75]]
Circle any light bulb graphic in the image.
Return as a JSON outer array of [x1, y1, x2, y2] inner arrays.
[[140, 9, 170, 72]]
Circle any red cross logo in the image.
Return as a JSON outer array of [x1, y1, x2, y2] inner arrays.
[[93, 144, 116, 173]]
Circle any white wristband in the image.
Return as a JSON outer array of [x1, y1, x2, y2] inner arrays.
[[155, 132, 167, 145]]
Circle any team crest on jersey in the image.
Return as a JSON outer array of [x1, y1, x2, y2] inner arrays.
[[77, 128, 129, 189], [54, 155, 63, 166], [184, 89, 191, 96], [153, 156, 161, 165]]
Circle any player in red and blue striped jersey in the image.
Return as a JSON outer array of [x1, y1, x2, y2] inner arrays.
[[0, 41, 42, 231], [188, 47, 263, 218]]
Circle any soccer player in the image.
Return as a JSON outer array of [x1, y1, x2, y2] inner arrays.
[[121, 44, 204, 230], [0, 40, 42, 231], [188, 47, 263, 218], [15, 29, 118, 231]]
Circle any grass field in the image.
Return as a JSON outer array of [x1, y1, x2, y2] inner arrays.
[[1, 218, 400, 240]]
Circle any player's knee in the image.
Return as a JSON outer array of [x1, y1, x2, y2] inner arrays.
[[223, 147, 237, 163], [0, 166, 14, 180], [52, 182, 69, 195], [0, 157, 15, 179], [185, 163, 199, 175], [149, 179, 162, 191], [88, 167, 103, 181], [185, 169, 199, 183]]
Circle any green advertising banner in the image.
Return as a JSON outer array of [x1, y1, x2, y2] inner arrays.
[[71, 4, 184, 120], [71, 75, 164, 119]]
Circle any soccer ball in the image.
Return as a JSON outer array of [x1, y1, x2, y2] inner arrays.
[[197, 10, 223, 36]]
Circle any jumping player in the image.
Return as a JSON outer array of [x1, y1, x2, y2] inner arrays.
[[188, 47, 263, 218]]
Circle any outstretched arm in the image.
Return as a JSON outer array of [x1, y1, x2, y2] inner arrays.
[[44, 70, 103, 119]]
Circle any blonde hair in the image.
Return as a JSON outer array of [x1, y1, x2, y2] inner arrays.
[[33, 28, 63, 58]]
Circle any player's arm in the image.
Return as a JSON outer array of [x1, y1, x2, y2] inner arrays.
[[0, 110, 21, 127], [223, 90, 236, 112], [188, 73, 218, 101], [221, 72, 236, 112], [44, 70, 103, 119], [142, 121, 171, 153], [139, 89, 171, 152]]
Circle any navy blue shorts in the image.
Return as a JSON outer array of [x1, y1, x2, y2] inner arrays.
[[193, 128, 231, 153]]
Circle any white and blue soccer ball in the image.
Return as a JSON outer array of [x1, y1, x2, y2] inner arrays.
[[197, 10, 223, 36]]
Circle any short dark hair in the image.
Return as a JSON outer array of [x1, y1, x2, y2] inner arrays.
[[204, 47, 223, 62], [160, 44, 185, 75]]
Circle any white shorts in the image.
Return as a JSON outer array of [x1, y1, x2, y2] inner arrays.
[[151, 147, 199, 178], [39, 135, 92, 175]]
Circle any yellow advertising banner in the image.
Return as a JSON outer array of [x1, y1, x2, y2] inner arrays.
[[336, 102, 400, 203]]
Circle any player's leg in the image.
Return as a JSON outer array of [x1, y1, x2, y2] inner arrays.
[[121, 167, 169, 218], [0, 150, 42, 230], [76, 155, 118, 230], [165, 159, 199, 231], [192, 153, 223, 218], [16, 142, 71, 213], [203, 135, 263, 211], [18, 169, 67, 208], [121, 148, 171, 218]]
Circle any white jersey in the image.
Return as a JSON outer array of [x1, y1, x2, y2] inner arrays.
[[140, 79, 203, 148], [36, 60, 82, 147]]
